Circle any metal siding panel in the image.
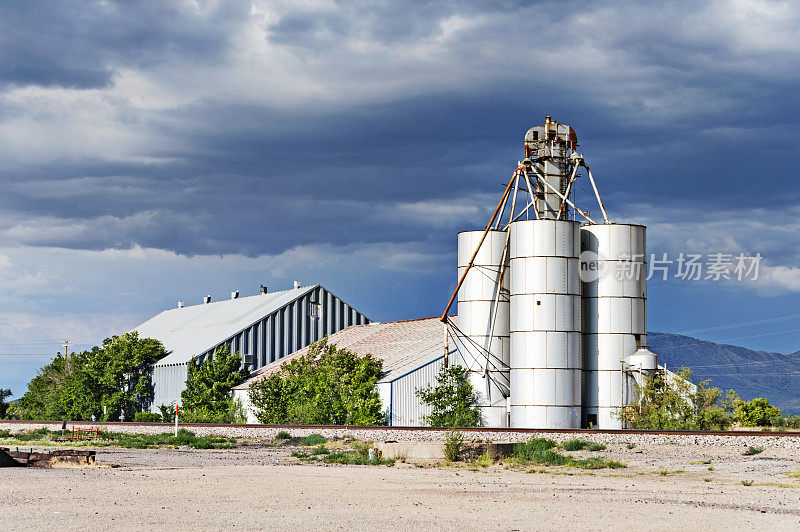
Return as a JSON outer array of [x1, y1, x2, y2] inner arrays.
[[390, 358, 444, 426]]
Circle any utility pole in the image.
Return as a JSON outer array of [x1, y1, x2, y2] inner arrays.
[[63, 339, 69, 358]]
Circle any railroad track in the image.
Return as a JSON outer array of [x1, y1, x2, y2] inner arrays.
[[3, 419, 800, 437]]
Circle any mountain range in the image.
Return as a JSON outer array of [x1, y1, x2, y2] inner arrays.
[[648, 332, 800, 415]]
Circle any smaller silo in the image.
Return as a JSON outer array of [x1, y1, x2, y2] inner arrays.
[[581, 223, 647, 429], [456, 229, 510, 427]]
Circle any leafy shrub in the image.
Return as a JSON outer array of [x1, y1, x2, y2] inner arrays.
[[134, 411, 162, 422], [181, 346, 249, 423], [620, 367, 733, 430], [249, 340, 385, 426], [784, 416, 800, 429], [743, 446, 763, 456], [734, 398, 782, 427], [513, 438, 557, 461], [417, 365, 481, 427], [275, 430, 291, 440], [300, 433, 327, 446], [311, 445, 330, 455], [0, 429, 11, 438], [159, 404, 176, 423], [443, 431, 465, 462]]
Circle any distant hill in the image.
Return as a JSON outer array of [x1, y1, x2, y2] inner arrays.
[[648, 332, 800, 415]]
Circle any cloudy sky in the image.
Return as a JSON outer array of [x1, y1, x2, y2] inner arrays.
[[2, 0, 800, 397]]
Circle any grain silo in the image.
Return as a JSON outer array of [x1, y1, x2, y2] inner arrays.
[[443, 116, 658, 429], [453, 229, 511, 427]]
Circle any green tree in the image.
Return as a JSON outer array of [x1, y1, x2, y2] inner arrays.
[[734, 397, 782, 427], [416, 365, 481, 428], [620, 367, 732, 430], [249, 339, 385, 425], [12, 333, 166, 421], [87, 332, 167, 421], [180, 345, 249, 423], [0, 388, 11, 418]]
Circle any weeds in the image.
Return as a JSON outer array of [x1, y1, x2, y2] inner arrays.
[[626, 443, 636, 450], [657, 469, 684, 476], [743, 446, 763, 456], [512, 437, 624, 469], [300, 434, 327, 446], [708, 466, 715, 471], [443, 431, 465, 462], [311, 445, 330, 456], [690, 459, 712, 465], [741, 480, 754, 486], [473, 451, 494, 468], [275, 431, 291, 440], [562, 439, 606, 452], [703, 478, 712, 482]]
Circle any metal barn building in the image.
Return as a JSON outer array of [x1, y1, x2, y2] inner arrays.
[[233, 317, 450, 426], [135, 284, 369, 410]]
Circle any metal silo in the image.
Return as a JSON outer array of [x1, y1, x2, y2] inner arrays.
[[580, 223, 647, 429], [509, 219, 582, 428], [455, 229, 510, 427]]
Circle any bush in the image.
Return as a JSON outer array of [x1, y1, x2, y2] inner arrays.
[[275, 430, 291, 440], [734, 398, 782, 427], [249, 340, 385, 426], [443, 431, 465, 461], [513, 437, 557, 461], [416, 365, 481, 428], [620, 367, 733, 430], [159, 404, 176, 423], [562, 439, 605, 452], [784, 416, 800, 429], [300, 433, 327, 446], [743, 446, 763, 456], [134, 411, 162, 422], [181, 346, 249, 423]]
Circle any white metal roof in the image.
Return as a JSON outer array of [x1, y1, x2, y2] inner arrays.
[[234, 316, 453, 390], [137, 285, 318, 367]]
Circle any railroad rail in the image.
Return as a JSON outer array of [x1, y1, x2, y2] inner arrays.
[[2, 419, 800, 437]]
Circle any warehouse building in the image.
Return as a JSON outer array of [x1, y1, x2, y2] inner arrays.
[[233, 317, 451, 425], [135, 283, 369, 409]]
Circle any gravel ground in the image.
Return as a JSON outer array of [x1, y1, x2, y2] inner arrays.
[[2, 438, 800, 530]]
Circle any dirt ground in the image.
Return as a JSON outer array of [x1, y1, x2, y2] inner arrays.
[[2, 441, 800, 530]]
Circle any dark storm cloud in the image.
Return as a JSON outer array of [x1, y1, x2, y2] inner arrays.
[[0, 1, 248, 89], [0, 0, 798, 259]]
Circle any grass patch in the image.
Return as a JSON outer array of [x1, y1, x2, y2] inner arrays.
[[299, 434, 327, 446], [472, 451, 494, 468], [275, 430, 291, 440], [311, 445, 330, 456], [562, 439, 606, 452], [785, 468, 800, 480], [657, 469, 684, 476], [323, 450, 394, 466], [690, 459, 712, 464], [512, 437, 624, 469], [743, 446, 763, 456]]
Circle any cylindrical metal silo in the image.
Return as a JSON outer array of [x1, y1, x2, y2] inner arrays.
[[509, 219, 582, 428], [580, 223, 647, 429], [456, 229, 510, 427]]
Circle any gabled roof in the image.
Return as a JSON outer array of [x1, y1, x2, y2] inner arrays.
[[233, 316, 451, 390], [137, 285, 318, 367]]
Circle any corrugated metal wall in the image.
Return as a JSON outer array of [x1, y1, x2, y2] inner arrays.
[[387, 357, 444, 426], [151, 364, 188, 409], [150, 286, 369, 409]]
